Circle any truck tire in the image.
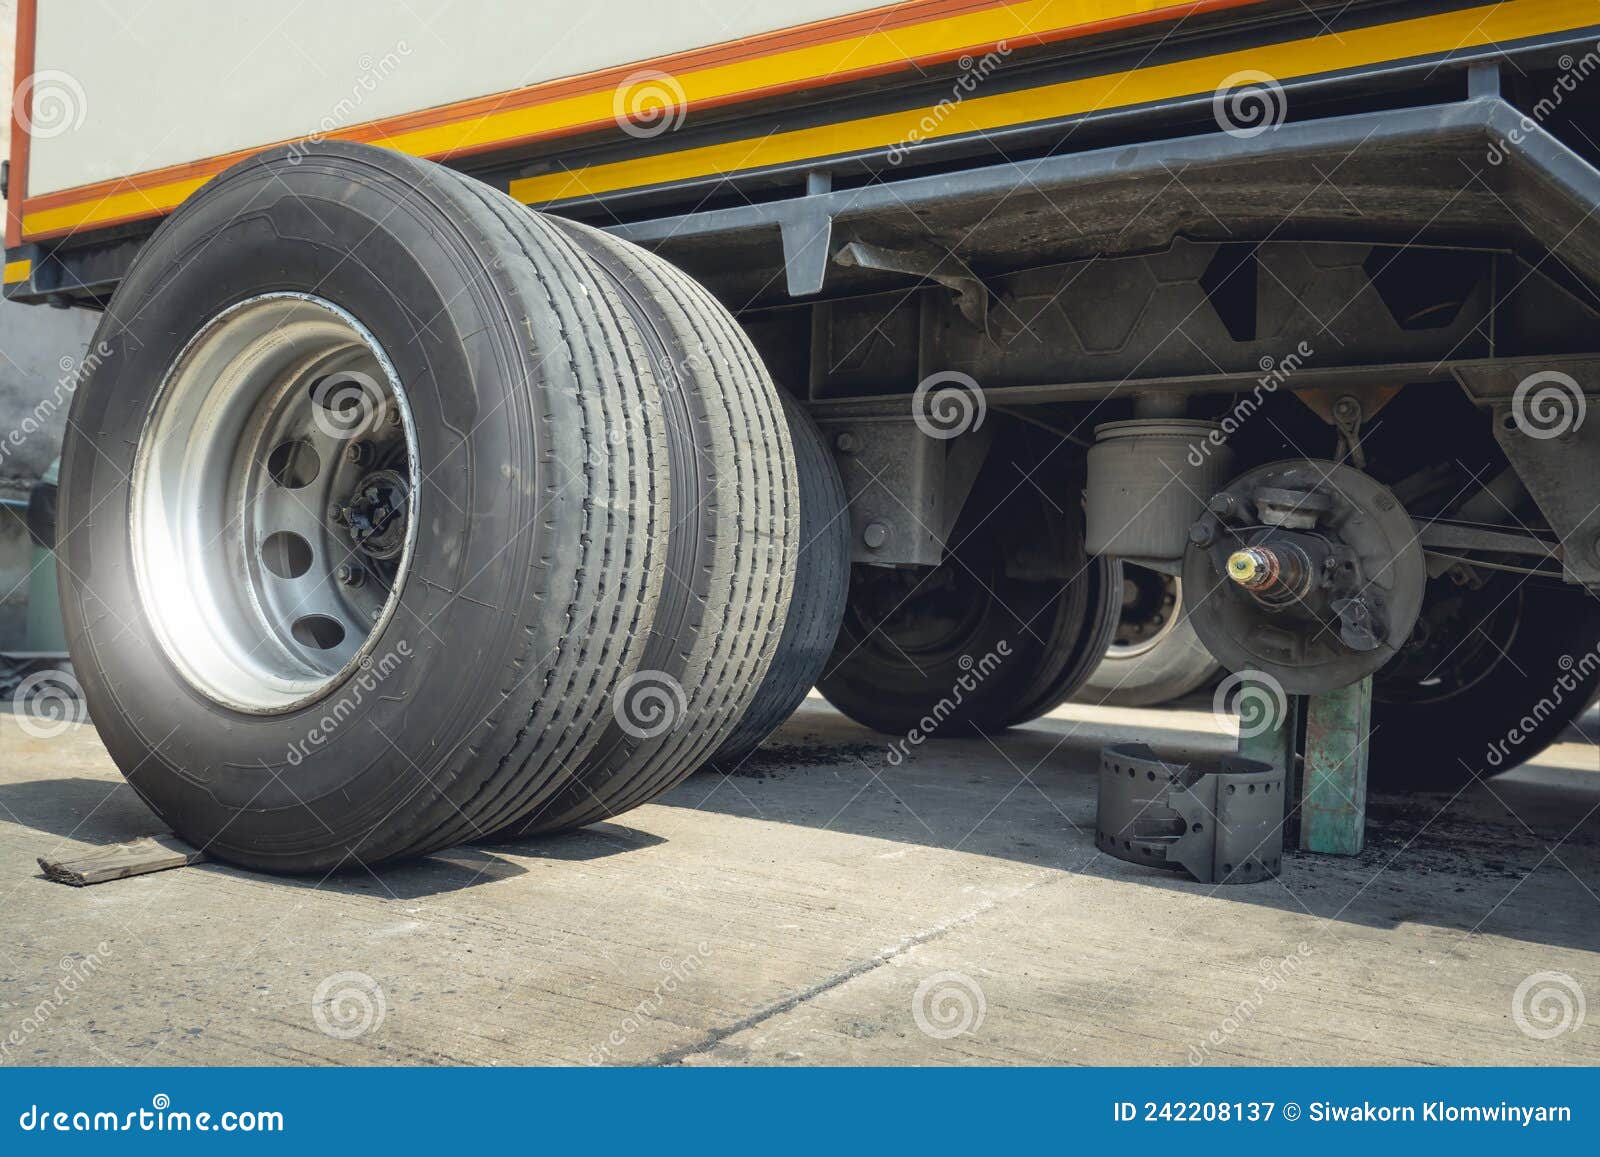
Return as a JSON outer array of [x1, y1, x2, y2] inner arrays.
[[499, 219, 797, 834], [56, 142, 670, 872], [818, 431, 1113, 736], [1077, 568, 1220, 708], [1369, 576, 1600, 791], [705, 390, 850, 771], [1003, 554, 1121, 726]]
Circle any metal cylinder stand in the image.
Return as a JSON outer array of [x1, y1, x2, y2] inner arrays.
[[1096, 743, 1284, 884]]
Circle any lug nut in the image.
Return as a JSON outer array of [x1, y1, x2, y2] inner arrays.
[[1189, 521, 1215, 548], [834, 432, 860, 455], [1207, 493, 1241, 520], [328, 503, 347, 523], [336, 564, 366, 587], [862, 522, 890, 550], [345, 441, 370, 465]]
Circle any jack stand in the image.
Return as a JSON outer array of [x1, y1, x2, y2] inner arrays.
[[1235, 676, 1372, 856], [1235, 674, 1303, 847], [1299, 677, 1373, 855]]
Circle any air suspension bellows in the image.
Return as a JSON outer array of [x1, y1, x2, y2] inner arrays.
[[1183, 459, 1426, 696], [1086, 420, 1233, 570]]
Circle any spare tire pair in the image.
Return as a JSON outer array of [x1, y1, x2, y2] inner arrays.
[[56, 142, 805, 872]]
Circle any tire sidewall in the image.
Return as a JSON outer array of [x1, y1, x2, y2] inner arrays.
[[58, 148, 550, 860]]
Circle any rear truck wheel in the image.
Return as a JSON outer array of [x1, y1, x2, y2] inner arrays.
[[705, 391, 851, 771], [56, 142, 670, 873], [1077, 567, 1220, 708], [1370, 575, 1600, 791], [818, 431, 1117, 736], [1000, 552, 1120, 728], [495, 219, 798, 836]]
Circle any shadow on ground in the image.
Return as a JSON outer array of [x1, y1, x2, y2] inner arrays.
[[668, 701, 1600, 955], [4, 702, 1596, 949], [0, 770, 663, 901]]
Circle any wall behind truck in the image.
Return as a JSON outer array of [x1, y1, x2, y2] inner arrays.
[[0, 0, 100, 648]]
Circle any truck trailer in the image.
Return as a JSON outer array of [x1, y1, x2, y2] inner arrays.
[[6, 0, 1598, 871]]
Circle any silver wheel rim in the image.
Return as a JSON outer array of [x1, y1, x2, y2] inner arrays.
[[1108, 568, 1184, 661], [131, 293, 419, 714]]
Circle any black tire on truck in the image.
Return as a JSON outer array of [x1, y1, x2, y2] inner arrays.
[[1001, 552, 1121, 727], [56, 141, 671, 873], [1369, 576, 1600, 791], [704, 390, 851, 771], [818, 430, 1117, 736], [1076, 568, 1220, 708], [496, 218, 798, 836]]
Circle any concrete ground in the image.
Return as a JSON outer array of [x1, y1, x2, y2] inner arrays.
[[1, 695, 1596, 1067]]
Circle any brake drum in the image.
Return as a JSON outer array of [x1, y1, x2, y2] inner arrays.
[[1183, 459, 1426, 696]]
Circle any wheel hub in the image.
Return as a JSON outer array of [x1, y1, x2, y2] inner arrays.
[[130, 293, 419, 713], [340, 468, 410, 561], [1183, 459, 1426, 696]]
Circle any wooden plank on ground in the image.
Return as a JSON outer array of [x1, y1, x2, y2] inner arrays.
[[38, 835, 206, 886]]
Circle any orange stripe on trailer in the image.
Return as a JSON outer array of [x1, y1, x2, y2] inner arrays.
[[16, 0, 1268, 241], [7, 0, 38, 250]]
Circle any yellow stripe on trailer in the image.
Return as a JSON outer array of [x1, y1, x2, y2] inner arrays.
[[23, 176, 212, 244], [3, 258, 32, 285], [511, 0, 1595, 206], [16, 0, 1235, 240], [370, 0, 1188, 161]]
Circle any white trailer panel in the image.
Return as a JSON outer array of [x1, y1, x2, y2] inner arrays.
[[27, 0, 881, 196]]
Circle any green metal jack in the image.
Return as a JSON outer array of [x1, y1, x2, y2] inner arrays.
[[1236, 675, 1373, 855]]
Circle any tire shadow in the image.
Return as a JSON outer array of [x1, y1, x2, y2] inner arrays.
[[0, 775, 663, 900]]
